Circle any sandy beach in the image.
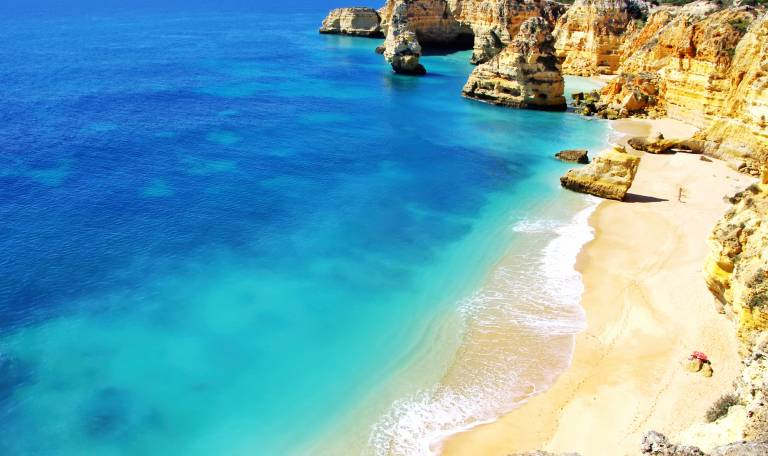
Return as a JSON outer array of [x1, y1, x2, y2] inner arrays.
[[441, 118, 755, 456]]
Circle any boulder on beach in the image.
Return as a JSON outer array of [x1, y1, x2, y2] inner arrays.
[[627, 133, 701, 155], [560, 145, 641, 201], [556, 149, 590, 164]]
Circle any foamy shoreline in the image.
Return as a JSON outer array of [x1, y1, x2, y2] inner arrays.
[[440, 118, 756, 455]]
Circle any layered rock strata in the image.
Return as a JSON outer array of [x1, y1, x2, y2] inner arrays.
[[462, 17, 566, 110], [705, 176, 768, 346], [559, 145, 640, 200], [319, 7, 384, 37], [596, 4, 768, 170], [685, 174, 768, 452], [552, 0, 651, 76]]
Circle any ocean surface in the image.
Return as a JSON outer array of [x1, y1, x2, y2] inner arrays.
[[0, 10, 608, 456]]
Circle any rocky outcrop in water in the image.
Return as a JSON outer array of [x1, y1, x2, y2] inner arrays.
[[559, 145, 640, 200], [552, 0, 651, 76], [378, 0, 568, 63], [556, 149, 590, 163], [320, 7, 384, 37], [462, 17, 566, 110], [383, 0, 427, 75]]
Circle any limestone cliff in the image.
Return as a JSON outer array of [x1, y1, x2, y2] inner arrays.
[[705, 173, 768, 347], [597, 4, 768, 170], [552, 0, 650, 76], [383, 0, 428, 75], [462, 17, 567, 110], [377, 0, 567, 66], [320, 7, 384, 37], [695, 171, 768, 449], [559, 145, 640, 200]]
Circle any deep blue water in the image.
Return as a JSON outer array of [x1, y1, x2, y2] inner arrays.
[[0, 10, 607, 455]]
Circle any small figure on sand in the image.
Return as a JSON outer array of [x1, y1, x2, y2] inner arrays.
[[686, 351, 713, 377]]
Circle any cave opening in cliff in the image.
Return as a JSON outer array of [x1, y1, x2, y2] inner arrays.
[[418, 30, 475, 56]]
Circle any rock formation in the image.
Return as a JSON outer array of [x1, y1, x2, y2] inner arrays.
[[694, 173, 768, 452], [627, 133, 703, 155], [552, 0, 651, 76], [319, 7, 384, 37], [595, 4, 768, 171], [705, 176, 768, 346], [383, 0, 427, 75], [559, 145, 640, 200], [556, 149, 590, 164], [462, 17, 567, 110]]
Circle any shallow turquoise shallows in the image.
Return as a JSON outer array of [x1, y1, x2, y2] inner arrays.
[[0, 10, 608, 455]]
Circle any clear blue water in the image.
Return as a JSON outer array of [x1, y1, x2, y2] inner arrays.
[[0, 10, 608, 455]]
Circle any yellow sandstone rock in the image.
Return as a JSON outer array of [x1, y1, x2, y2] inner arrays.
[[376, 0, 567, 68], [559, 145, 641, 200], [383, 0, 427, 75], [552, 0, 650, 76], [600, 4, 768, 169], [462, 17, 567, 111], [319, 7, 383, 37], [705, 180, 768, 345]]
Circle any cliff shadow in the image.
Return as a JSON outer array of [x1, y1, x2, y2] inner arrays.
[[624, 193, 668, 203], [419, 32, 475, 57]]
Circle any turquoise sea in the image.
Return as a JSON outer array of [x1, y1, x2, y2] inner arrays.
[[0, 9, 608, 455]]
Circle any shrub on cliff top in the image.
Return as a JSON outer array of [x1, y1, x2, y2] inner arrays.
[[730, 18, 752, 35], [705, 393, 740, 422]]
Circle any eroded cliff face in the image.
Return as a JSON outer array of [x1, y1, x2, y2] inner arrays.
[[462, 16, 567, 109], [705, 173, 768, 346], [383, 0, 428, 75], [695, 172, 768, 450], [552, 0, 650, 76], [598, 4, 768, 170], [319, 7, 384, 37], [378, 0, 566, 65], [696, 12, 768, 170]]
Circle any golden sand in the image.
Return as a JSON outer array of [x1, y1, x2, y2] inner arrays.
[[441, 118, 755, 456]]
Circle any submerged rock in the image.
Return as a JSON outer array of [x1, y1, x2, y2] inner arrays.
[[319, 7, 384, 37], [560, 145, 641, 200], [0, 353, 34, 403], [383, 0, 426, 75], [462, 17, 566, 110], [556, 149, 590, 164]]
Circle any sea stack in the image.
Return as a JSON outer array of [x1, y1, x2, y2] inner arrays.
[[319, 7, 384, 37], [559, 145, 641, 200], [383, 0, 427, 76], [462, 17, 566, 111]]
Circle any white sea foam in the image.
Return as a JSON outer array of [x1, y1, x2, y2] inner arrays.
[[367, 199, 600, 456]]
